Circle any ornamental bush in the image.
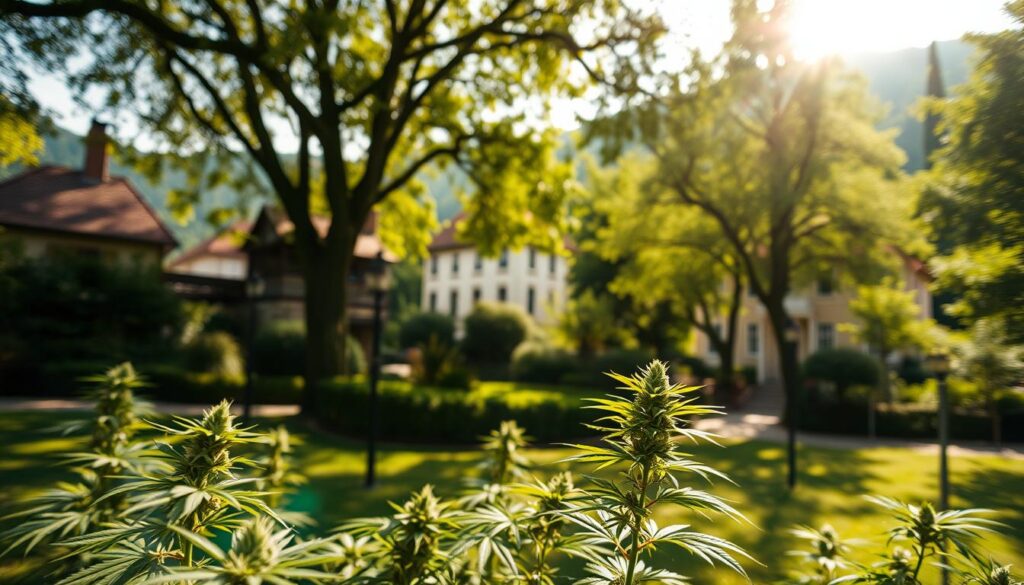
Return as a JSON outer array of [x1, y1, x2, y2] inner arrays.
[[397, 311, 456, 349], [462, 301, 531, 364], [803, 347, 881, 400]]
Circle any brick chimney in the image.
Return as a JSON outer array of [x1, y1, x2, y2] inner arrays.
[[83, 120, 109, 182]]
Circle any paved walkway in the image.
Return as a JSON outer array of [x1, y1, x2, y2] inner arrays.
[[1, 397, 1021, 459], [693, 411, 1024, 460]]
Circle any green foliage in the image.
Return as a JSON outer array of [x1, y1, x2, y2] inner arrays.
[[252, 321, 365, 376], [920, 2, 1024, 340], [0, 249, 182, 369], [803, 348, 882, 396], [316, 379, 592, 444], [181, 331, 244, 377], [562, 361, 752, 583], [462, 302, 532, 365], [955, 320, 1024, 407], [845, 279, 938, 356], [397, 311, 455, 350], [410, 334, 468, 389], [511, 340, 577, 384], [1, 0, 663, 389], [784, 497, 1015, 585], [0, 363, 152, 565]]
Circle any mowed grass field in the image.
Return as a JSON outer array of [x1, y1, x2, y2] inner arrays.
[[1, 409, 1022, 584]]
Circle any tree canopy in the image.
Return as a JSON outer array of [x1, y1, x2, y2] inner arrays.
[[920, 1, 1024, 341], [0, 0, 663, 398]]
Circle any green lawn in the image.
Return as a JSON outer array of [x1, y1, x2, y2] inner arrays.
[[1, 410, 1022, 583]]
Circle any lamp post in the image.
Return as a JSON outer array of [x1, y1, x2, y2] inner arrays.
[[364, 251, 390, 488], [784, 318, 801, 489], [243, 273, 265, 423], [925, 351, 951, 585]]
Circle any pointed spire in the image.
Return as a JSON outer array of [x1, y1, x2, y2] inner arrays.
[[923, 41, 946, 170]]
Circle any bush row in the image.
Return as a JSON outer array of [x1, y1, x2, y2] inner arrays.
[[315, 379, 596, 443], [3, 360, 302, 405], [798, 397, 1024, 443]]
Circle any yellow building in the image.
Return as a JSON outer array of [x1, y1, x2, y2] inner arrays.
[[693, 254, 933, 385]]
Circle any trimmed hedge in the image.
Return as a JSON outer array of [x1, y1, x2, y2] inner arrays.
[[799, 398, 1024, 443], [316, 379, 595, 443], [3, 360, 302, 405]]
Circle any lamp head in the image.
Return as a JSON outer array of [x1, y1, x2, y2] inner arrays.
[[925, 352, 951, 379]]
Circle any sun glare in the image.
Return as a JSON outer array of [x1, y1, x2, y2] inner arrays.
[[658, 0, 1013, 63]]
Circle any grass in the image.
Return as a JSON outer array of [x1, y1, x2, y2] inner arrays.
[[1, 409, 1022, 583]]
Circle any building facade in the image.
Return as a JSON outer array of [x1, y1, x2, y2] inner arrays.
[[422, 215, 570, 326], [166, 205, 394, 357], [0, 121, 177, 266], [693, 256, 933, 384]]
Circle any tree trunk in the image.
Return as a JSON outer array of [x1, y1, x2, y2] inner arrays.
[[712, 339, 737, 407], [766, 304, 800, 426], [301, 246, 351, 416]]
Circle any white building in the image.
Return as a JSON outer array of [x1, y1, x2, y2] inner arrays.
[[422, 215, 570, 326]]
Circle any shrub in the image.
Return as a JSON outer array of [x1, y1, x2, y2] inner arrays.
[[398, 311, 455, 349], [317, 379, 592, 443], [252, 321, 365, 376], [410, 335, 468, 389], [181, 331, 244, 377], [560, 348, 656, 388], [675, 355, 714, 379], [0, 252, 182, 372], [803, 347, 881, 400], [461, 302, 531, 364], [510, 340, 577, 384]]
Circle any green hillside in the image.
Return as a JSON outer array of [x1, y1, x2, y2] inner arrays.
[[5, 40, 974, 247]]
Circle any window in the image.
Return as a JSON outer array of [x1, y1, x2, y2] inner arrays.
[[497, 286, 507, 302], [527, 287, 536, 315], [429, 291, 437, 312], [472, 287, 482, 304], [528, 248, 536, 270], [747, 323, 759, 354], [549, 255, 557, 275], [498, 249, 509, 270], [451, 252, 459, 275], [430, 256, 438, 276], [818, 323, 835, 350], [474, 253, 483, 272], [449, 290, 459, 317], [817, 272, 835, 296]]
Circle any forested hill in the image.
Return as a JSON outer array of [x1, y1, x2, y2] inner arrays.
[[6, 40, 974, 247]]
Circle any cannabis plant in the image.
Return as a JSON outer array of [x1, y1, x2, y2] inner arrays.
[[563, 360, 752, 585], [253, 425, 306, 511], [141, 516, 340, 584], [785, 524, 856, 584], [784, 496, 1014, 585], [342, 485, 463, 584], [1, 362, 154, 559], [53, 401, 281, 584]]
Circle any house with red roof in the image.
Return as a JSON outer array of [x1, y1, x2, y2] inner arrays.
[[0, 121, 177, 266]]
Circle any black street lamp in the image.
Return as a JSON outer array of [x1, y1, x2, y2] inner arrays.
[[784, 318, 801, 489], [364, 251, 390, 488], [243, 273, 265, 423], [925, 351, 952, 585]]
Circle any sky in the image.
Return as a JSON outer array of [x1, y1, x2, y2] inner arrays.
[[28, 0, 1016, 147]]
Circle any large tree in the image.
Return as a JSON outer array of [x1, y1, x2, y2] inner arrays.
[[920, 1, 1024, 342], [589, 154, 745, 397], [588, 0, 914, 486], [0, 0, 660, 410]]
